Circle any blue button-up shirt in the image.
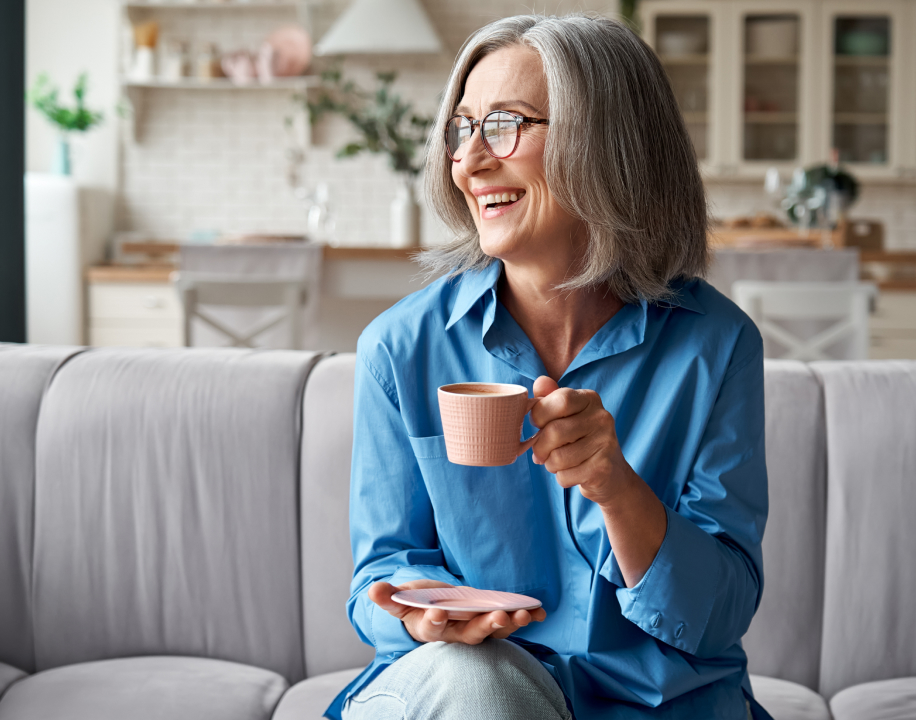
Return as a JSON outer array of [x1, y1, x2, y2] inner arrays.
[[326, 261, 769, 719]]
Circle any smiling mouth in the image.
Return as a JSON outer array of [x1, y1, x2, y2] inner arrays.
[[477, 191, 526, 211]]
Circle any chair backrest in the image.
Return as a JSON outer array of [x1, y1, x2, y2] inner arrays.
[[29, 347, 322, 682], [172, 271, 310, 350], [810, 361, 916, 698], [743, 360, 827, 690], [732, 281, 876, 361]]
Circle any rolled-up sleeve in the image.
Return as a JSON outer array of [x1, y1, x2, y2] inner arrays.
[[604, 345, 767, 658], [347, 347, 462, 658]]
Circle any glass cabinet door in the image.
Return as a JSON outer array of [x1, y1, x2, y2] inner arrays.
[[652, 15, 712, 161], [831, 15, 891, 165], [742, 14, 802, 162]]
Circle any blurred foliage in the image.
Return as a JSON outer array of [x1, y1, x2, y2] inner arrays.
[[27, 73, 104, 133], [620, 0, 640, 32], [303, 68, 433, 178]]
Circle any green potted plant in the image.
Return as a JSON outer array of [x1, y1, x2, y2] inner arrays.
[[27, 72, 104, 176], [302, 69, 433, 247]]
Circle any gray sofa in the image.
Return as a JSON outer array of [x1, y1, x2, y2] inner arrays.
[[0, 344, 913, 719]]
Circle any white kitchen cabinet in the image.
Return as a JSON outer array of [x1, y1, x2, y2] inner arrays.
[[869, 289, 916, 359], [816, 1, 911, 181], [640, 0, 916, 181], [640, 1, 727, 174], [727, 2, 819, 178], [88, 281, 184, 348]]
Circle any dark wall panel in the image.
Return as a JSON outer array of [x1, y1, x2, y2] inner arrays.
[[0, 0, 26, 343]]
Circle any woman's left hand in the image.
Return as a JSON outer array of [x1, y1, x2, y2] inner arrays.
[[529, 376, 638, 508]]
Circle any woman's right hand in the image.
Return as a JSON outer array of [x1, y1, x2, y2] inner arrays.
[[368, 579, 547, 645]]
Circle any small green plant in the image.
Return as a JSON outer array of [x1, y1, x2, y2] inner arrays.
[[620, 0, 640, 32], [27, 73, 104, 133], [303, 69, 433, 178]]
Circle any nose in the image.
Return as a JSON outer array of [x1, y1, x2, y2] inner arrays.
[[454, 126, 500, 178]]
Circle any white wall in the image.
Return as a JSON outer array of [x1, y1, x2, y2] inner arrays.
[[26, 0, 119, 193]]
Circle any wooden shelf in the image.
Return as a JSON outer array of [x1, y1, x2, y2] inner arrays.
[[834, 55, 889, 67], [833, 112, 888, 125], [745, 55, 799, 65], [860, 251, 916, 264], [744, 112, 798, 124], [122, 77, 317, 90], [659, 54, 709, 66]]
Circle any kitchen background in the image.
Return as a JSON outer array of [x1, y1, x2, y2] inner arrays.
[[22, 0, 916, 355]]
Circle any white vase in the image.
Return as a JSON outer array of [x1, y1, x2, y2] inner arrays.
[[390, 178, 420, 248]]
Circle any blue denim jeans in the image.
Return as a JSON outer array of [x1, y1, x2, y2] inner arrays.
[[342, 639, 573, 720]]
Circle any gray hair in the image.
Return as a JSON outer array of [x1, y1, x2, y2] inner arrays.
[[420, 13, 709, 303]]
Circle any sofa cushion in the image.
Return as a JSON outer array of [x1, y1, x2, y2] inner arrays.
[[31, 348, 322, 681], [749, 675, 831, 720], [300, 354, 374, 678], [0, 656, 286, 720], [273, 668, 364, 720], [743, 361, 826, 690], [830, 677, 916, 720], [810, 361, 916, 698], [0, 345, 83, 673], [0, 663, 26, 701]]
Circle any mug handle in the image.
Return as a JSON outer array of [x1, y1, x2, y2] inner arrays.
[[517, 396, 541, 457]]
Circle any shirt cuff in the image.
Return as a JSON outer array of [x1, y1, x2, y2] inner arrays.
[[368, 564, 463, 658], [613, 505, 719, 655]]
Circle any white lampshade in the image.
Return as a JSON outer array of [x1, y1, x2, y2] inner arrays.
[[314, 0, 444, 55]]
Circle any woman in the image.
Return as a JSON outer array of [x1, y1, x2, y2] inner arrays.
[[326, 14, 770, 720]]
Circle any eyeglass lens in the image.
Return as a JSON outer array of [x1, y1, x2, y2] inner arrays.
[[447, 112, 518, 160]]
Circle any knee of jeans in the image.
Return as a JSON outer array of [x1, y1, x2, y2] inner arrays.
[[423, 639, 541, 688]]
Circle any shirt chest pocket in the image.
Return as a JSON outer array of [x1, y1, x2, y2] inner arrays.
[[408, 434, 548, 594]]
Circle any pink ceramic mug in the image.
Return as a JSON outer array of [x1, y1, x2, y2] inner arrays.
[[438, 382, 539, 467]]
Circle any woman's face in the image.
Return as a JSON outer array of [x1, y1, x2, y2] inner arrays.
[[451, 45, 587, 272]]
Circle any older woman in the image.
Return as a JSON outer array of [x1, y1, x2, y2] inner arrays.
[[326, 13, 769, 720]]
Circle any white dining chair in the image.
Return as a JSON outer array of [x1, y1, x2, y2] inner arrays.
[[171, 271, 311, 350], [731, 281, 877, 361]]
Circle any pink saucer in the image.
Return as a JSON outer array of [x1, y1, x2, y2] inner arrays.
[[392, 587, 541, 620]]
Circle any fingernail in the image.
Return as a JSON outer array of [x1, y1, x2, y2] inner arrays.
[[491, 622, 505, 629], [431, 620, 444, 626]]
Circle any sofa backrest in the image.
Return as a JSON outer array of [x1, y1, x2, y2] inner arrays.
[[742, 360, 827, 690], [29, 347, 321, 682], [811, 361, 916, 698], [300, 353, 375, 677], [0, 345, 81, 674]]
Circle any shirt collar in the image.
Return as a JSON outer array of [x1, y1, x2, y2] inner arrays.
[[446, 264, 706, 331], [659, 278, 707, 315], [445, 261, 503, 331]]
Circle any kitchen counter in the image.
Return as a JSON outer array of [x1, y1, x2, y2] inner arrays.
[[88, 245, 419, 282], [85, 246, 427, 351]]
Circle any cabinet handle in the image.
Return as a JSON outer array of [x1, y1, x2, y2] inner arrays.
[[144, 296, 164, 309]]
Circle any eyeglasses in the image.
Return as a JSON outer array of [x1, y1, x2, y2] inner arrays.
[[445, 110, 549, 162]]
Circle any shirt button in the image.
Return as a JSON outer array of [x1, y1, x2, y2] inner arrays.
[[675, 623, 685, 639], [651, 613, 661, 628]]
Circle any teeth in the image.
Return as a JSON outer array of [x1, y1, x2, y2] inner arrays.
[[476, 191, 524, 206]]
